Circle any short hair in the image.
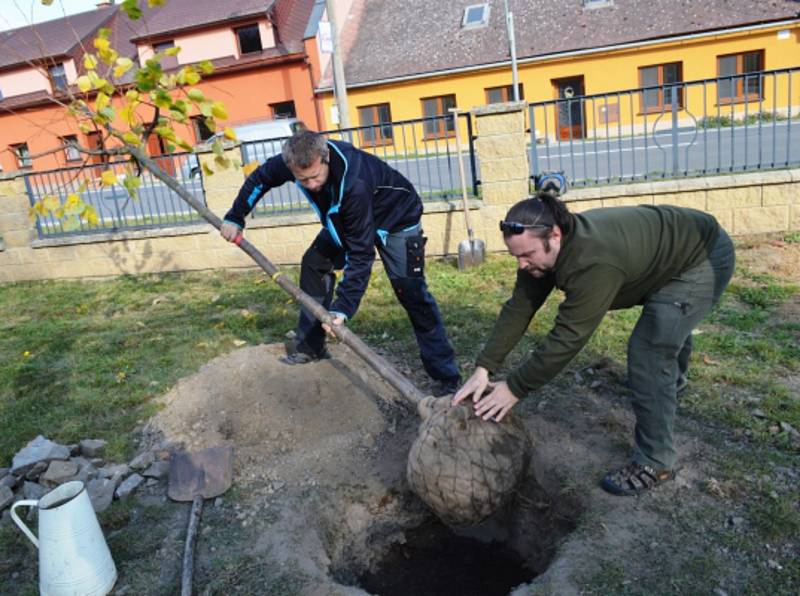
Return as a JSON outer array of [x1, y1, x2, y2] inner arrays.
[[282, 130, 328, 169], [502, 190, 574, 239]]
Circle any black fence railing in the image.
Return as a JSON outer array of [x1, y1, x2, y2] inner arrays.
[[240, 113, 479, 216], [25, 152, 205, 238], [528, 67, 800, 188]]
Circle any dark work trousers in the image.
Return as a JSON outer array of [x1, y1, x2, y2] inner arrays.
[[294, 227, 460, 383], [627, 229, 735, 471]]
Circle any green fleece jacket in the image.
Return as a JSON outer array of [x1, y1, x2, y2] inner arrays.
[[476, 205, 720, 398]]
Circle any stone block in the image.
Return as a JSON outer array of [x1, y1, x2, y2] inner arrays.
[[791, 204, 800, 231], [653, 192, 706, 210], [479, 158, 529, 185], [475, 112, 526, 136], [707, 186, 761, 210], [474, 135, 528, 160], [2, 229, 34, 248], [602, 196, 654, 208], [11, 435, 71, 475], [476, 180, 529, 205], [0, 211, 31, 233], [568, 199, 604, 213], [40, 460, 79, 487], [734, 205, 790, 235], [762, 183, 797, 206], [79, 439, 107, 458], [706, 208, 733, 232]]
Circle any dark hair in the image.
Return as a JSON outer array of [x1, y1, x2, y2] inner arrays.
[[502, 190, 574, 239], [282, 130, 328, 169]]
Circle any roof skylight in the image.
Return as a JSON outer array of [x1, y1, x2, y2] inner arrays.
[[462, 3, 490, 29]]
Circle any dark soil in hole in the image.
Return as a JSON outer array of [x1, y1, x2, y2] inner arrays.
[[356, 518, 535, 596]]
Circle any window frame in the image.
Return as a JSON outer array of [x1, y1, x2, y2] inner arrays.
[[485, 83, 524, 104], [191, 116, 215, 143], [637, 62, 684, 114], [48, 63, 68, 93], [357, 103, 394, 147], [11, 143, 32, 169], [153, 40, 178, 70], [270, 100, 297, 120], [61, 135, 81, 162], [235, 23, 263, 55], [462, 4, 490, 28], [420, 95, 457, 140], [716, 50, 764, 104]]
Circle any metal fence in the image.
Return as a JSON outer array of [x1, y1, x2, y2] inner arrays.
[[528, 67, 800, 188], [25, 152, 205, 238], [240, 112, 479, 216]]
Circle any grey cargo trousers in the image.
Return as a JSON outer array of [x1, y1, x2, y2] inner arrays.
[[628, 229, 735, 471]]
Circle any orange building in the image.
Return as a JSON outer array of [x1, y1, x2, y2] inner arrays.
[[0, 0, 333, 173]]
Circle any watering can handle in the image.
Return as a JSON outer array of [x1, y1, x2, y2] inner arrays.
[[10, 500, 39, 548]]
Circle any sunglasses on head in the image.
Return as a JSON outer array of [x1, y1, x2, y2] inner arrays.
[[499, 221, 551, 235]]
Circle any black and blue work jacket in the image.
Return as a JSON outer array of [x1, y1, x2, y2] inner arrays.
[[223, 140, 423, 319]]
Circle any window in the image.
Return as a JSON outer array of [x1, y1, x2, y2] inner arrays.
[[11, 143, 32, 168], [462, 4, 489, 28], [235, 24, 263, 54], [270, 101, 296, 119], [717, 51, 764, 103], [421, 95, 456, 139], [191, 116, 215, 142], [153, 40, 178, 70], [61, 135, 81, 161], [85, 131, 107, 164], [358, 103, 393, 146], [638, 62, 683, 112], [49, 63, 67, 92], [485, 84, 524, 104]]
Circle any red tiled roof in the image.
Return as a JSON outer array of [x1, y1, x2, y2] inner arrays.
[[338, 0, 800, 87], [0, 6, 116, 70]]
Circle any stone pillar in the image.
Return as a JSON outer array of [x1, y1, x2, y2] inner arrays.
[[198, 147, 248, 217], [0, 175, 33, 250], [472, 102, 529, 206]]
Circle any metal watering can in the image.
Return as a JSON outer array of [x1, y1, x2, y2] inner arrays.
[[10, 480, 117, 596]]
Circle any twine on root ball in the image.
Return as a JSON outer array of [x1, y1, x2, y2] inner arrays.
[[406, 396, 533, 526]]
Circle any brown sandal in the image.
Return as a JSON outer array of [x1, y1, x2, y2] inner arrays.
[[601, 461, 675, 496]]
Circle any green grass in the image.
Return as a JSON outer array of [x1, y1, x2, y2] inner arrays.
[[2, 249, 798, 464]]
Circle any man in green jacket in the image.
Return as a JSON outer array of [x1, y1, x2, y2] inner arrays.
[[452, 193, 735, 496]]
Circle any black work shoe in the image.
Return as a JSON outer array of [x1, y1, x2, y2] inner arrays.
[[432, 378, 460, 397], [601, 461, 675, 496], [280, 347, 331, 366]]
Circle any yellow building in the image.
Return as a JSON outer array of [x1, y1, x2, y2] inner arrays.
[[320, 0, 800, 152]]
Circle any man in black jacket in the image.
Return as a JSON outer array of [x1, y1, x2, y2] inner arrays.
[[220, 130, 460, 395]]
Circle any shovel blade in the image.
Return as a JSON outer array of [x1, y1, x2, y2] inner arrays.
[[168, 445, 233, 502], [457, 238, 485, 269]]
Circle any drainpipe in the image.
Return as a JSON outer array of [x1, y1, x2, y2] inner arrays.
[[504, 0, 520, 101], [325, 0, 351, 131]]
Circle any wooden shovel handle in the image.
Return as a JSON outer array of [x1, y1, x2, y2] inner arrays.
[[181, 495, 203, 596], [128, 147, 426, 407]]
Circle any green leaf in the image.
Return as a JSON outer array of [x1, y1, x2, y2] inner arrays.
[[197, 61, 214, 75], [121, 0, 143, 19]]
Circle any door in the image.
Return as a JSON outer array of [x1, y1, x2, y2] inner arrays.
[[553, 76, 585, 140]]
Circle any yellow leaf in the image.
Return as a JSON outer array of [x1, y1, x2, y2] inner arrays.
[[42, 194, 61, 213], [76, 76, 91, 93], [214, 155, 231, 169], [95, 92, 110, 112], [122, 132, 141, 145], [77, 180, 89, 193], [202, 162, 214, 177], [63, 194, 85, 216], [82, 205, 99, 226], [119, 104, 137, 127], [28, 206, 38, 224], [93, 37, 110, 53], [187, 88, 204, 102], [242, 161, 259, 177], [93, 77, 108, 90], [83, 54, 97, 70], [101, 170, 118, 186], [223, 127, 237, 141], [61, 216, 81, 232], [125, 89, 139, 101], [211, 101, 228, 120], [41, 0, 54, 5], [164, 46, 181, 57], [79, 122, 92, 133]]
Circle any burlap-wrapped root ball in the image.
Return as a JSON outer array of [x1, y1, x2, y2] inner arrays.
[[406, 395, 533, 525]]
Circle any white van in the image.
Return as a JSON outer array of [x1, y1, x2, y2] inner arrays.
[[182, 118, 306, 179]]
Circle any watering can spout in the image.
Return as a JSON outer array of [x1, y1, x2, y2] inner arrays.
[[10, 480, 117, 596]]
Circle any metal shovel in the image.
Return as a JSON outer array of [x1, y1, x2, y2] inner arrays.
[[168, 445, 234, 596], [451, 108, 485, 269]]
